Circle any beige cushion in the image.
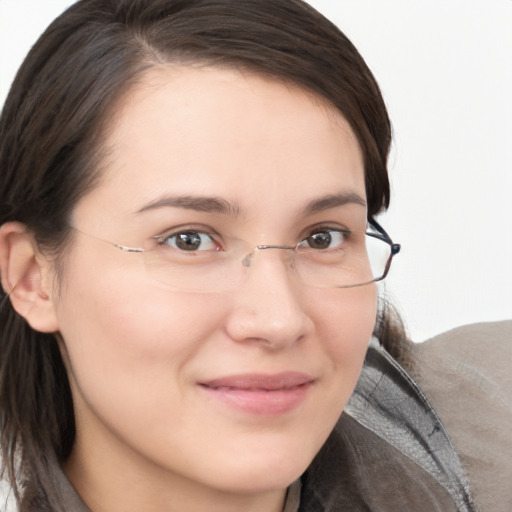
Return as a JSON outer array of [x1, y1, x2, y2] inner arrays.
[[410, 321, 512, 512]]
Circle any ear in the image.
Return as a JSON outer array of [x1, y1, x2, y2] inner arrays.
[[0, 222, 60, 333]]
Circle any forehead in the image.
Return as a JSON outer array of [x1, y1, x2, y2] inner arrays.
[[74, 65, 365, 225]]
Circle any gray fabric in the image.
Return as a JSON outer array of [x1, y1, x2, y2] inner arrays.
[[344, 337, 474, 510], [283, 480, 301, 512], [300, 414, 459, 511], [22, 453, 90, 512], [300, 341, 473, 511]]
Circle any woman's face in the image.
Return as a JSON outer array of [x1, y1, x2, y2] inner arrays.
[[52, 66, 376, 507]]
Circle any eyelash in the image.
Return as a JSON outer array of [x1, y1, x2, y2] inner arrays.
[[301, 221, 351, 236]]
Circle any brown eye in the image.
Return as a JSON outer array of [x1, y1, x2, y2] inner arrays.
[[300, 230, 348, 250], [307, 231, 332, 249], [161, 231, 217, 251]]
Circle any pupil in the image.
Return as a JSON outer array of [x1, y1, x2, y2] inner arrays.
[[309, 231, 331, 249], [176, 232, 201, 251]]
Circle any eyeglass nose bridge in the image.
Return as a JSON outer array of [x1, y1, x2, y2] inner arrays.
[[241, 244, 296, 268]]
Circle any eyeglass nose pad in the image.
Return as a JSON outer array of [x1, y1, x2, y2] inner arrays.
[[241, 245, 295, 269], [241, 250, 254, 267]]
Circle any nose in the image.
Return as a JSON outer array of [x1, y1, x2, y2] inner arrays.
[[224, 248, 312, 350]]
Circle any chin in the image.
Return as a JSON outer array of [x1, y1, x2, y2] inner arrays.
[[198, 437, 319, 495], [209, 465, 303, 496]]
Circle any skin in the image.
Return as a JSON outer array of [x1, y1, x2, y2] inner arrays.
[[41, 66, 376, 512]]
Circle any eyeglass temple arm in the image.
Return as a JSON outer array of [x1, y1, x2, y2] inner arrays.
[[368, 217, 401, 256]]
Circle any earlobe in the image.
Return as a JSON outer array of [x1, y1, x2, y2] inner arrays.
[[0, 222, 60, 333]]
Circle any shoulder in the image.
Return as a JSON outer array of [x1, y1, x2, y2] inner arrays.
[[409, 320, 512, 512]]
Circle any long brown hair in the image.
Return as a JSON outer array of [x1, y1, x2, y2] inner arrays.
[[0, 0, 405, 508]]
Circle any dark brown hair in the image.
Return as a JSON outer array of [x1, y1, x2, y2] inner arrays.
[[0, 0, 405, 508]]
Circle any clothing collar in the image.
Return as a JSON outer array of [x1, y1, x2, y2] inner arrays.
[[299, 337, 475, 511]]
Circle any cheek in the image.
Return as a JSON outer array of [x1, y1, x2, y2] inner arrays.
[[310, 284, 377, 404], [54, 253, 225, 404], [317, 284, 377, 358], [282, 284, 377, 464]]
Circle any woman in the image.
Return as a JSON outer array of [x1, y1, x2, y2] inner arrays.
[[0, 1, 510, 511]]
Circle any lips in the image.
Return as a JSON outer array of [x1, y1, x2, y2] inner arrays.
[[198, 372, 315, 415]]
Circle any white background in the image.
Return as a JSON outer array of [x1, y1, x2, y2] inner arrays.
[[1, 0, 511, 342]]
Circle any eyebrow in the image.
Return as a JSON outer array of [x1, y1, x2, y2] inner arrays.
[[136, 195, 242, 216], [135, 191, 366, 217], [301, 192, 367, 215]]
